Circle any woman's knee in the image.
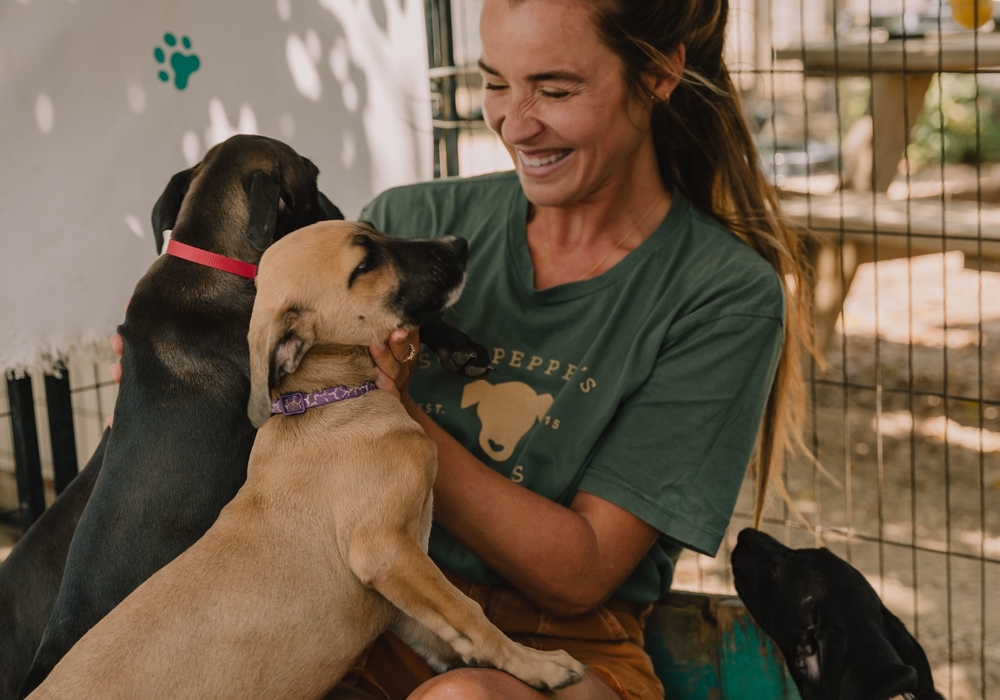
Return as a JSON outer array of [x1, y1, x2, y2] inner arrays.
[[407, 668, 529, 700]]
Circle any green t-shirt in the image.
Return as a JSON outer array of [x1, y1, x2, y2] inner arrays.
[[360, 171, 784, 603]]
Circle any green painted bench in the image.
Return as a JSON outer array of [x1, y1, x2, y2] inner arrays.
[[644, 592, 802, 700]]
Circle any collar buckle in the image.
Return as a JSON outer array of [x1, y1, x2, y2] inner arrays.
[[278, 392, 307, 415]]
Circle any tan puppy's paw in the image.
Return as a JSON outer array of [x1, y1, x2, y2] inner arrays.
[[492, 646, 586, 691], [391, 615, 464, 675]]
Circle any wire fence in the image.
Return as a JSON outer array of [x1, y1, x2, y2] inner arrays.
[[426, 0, 998, 697]]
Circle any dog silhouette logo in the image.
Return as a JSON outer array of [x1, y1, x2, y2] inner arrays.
[[461, 380, 554, 462]]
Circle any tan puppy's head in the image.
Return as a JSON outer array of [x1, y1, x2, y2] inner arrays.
[[247, 221, 468, 427]]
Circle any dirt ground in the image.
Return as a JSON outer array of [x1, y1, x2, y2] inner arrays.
[[674, 251, 1000, 700]]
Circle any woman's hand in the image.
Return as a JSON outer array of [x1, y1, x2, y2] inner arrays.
[[368, 327, 420, 404], [107, 333, 124, 426]]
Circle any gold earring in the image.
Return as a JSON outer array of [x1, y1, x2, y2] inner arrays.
[[663, 92, 671, 104]]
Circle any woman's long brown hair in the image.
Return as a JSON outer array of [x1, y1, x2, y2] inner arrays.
[[591, 0, 816, 527]]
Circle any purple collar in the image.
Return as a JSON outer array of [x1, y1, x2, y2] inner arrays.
[[271, 381, 377, 416]]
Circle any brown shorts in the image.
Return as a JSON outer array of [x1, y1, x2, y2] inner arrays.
[[341, 572, 665, 700]]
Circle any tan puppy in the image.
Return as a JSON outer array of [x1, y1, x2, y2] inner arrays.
[[27, 222, 585, 700]]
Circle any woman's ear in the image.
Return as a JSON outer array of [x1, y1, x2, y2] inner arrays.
[[643, 44, 686, 101], [248, 307, 317, 428]]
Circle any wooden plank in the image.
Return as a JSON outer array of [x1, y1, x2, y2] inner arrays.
[[774, 34, 1000, 73], [645, 593, 723, 700], [717, 599, 801, 700], [780, 191, 1000, 266], [644, 592, 801, 700], [870, 74, 932, 192]]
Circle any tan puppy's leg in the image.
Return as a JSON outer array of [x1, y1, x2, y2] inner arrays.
[[390, 615, 464, 674], [349, 534, 585, 691]]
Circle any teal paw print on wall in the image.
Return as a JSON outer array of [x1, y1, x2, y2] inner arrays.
[[154, 33, 200, 91]]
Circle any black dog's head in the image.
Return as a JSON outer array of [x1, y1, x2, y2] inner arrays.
[[150, 134, 343, 257], [731, 528, 944, 700]]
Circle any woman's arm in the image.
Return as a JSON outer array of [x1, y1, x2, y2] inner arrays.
[[371, 331, 659, 618]]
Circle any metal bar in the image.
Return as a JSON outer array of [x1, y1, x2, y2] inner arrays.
[[5, 372, 46, 532], [427, 64, 479, 79], [432, 118, 486, 129], [424, 0, 443, 179], [809, 377, 1000, 406], [436, 0, 459, 177], [43, 364, 78, 495], [69, 380, 117, 395], [734, 513, 1000, 566]]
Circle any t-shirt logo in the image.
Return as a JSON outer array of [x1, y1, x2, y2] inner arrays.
[[461, 380, 554, 462]]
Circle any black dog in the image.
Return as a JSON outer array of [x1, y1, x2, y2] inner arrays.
[[0, 429, 108, 700], [15, 135, 344, 696], [731, 528, 944, 700]]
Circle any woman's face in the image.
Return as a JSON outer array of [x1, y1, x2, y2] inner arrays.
[[479, 0, 653, 207]]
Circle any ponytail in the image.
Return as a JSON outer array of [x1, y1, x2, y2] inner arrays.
[[595, 0, 816, 527]]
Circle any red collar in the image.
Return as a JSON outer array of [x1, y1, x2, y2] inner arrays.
[[165, 239, 258, 279]]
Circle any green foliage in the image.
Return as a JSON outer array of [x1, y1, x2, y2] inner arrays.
[[907, 74, 1000, 166]]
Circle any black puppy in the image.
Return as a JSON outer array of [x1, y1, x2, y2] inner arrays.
[[15, 135, 344, 697], [0, 430, 108, 700], [731, 528, 944, 700]]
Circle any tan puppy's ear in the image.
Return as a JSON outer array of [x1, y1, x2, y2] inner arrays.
[[461, 379, 491, 409], [248, 308, 316, 428]]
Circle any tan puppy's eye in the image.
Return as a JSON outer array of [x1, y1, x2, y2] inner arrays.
[[349, 251, 381, 286]]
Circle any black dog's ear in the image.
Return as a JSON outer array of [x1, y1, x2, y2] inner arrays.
[[818, 615, 918, 700], [816, 621, 848, 700], [245, 171, 282, 252], [298, 156, 343, 221], [317, 191, 344, 221], [151, 168, 194, 253]]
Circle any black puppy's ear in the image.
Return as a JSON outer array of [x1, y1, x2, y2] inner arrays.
[[298, 156, 342, 221], [151, 168, 194, 253], [816, 621, 848, 700], [882, 609, 944, 699], [245, 171, 282, 252], [818, 615, 918, 700], [317, 191, 345, 221]]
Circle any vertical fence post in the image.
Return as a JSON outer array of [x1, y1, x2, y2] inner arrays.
[[5, 372, 46, 532], [424, 0, 460, 178], [43, 363, 78, 494]]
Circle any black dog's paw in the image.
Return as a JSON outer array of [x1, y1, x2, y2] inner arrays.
[[432, 342, 494, 377], [422, 318, 495, 378]]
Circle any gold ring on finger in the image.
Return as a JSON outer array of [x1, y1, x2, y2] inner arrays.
[[401, 343, 417, 363]]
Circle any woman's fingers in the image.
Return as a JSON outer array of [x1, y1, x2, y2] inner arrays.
[[107, 304, 129, 426], [109, 334, 123, 387], [387, 328, 412, 362], [369, 341, 400, 382], [369, 328, 421, 399], [110, 333, 123, 358], [374, 368, 400, 398]]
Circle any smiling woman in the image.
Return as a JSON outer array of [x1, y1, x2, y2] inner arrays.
[[338, 1, 811, 699]]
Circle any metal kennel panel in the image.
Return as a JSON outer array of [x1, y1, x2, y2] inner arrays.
[[1, 359, 117, 538], [425, 0, 999, 697]]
